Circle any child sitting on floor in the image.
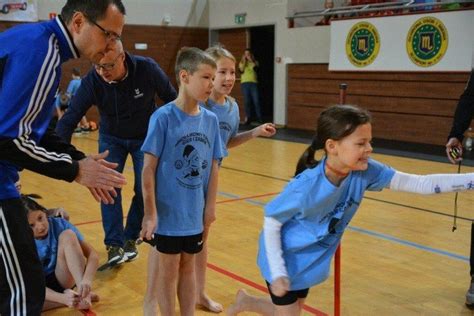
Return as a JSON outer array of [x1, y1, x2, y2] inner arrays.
[[22, 194, 100, 311]]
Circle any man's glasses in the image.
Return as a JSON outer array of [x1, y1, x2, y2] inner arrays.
[[94, 53, 123, 71], [81, 12, 122, 42]]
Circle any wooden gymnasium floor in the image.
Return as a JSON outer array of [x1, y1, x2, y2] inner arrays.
[[20, 131, 474, 316]]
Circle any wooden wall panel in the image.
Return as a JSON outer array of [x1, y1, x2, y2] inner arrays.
[[121, 25, 209, 83], [218, 28, 247, 122], [287, 64, 471, 145], [288, 93, 459, 116]]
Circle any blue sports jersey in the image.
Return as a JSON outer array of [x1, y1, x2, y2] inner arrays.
[[35, 217, 84, 275], [0, 16, 80, 199], [141, 103, 225, 236], [66, 78, 82, 98], [257, 158, 395, 290], [203, 97, 240, 157]]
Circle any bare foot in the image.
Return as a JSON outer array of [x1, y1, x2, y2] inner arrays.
[[197, 293, 223, 313], [75, 297, 92, 310], [226, 289, 248, 316]]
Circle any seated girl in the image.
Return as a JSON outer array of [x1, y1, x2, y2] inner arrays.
[[22, 195, 100, 311]]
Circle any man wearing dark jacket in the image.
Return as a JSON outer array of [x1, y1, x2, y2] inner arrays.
[[445, 69, 474, 308], [56, 41, 177, 267]]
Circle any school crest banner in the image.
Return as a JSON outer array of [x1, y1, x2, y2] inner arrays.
[[0, 0, 38, 22], [329, 10, 473, 71]]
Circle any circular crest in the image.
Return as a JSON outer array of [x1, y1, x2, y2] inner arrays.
[[345, 22, 380, 67], [406, 16, 448, 67]]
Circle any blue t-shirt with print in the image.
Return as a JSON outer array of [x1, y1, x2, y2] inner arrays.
[[35, 217, 84, 275], [257, 158, 395, 290], [141, 102, 225, 236], [203, 97, 240, 157]]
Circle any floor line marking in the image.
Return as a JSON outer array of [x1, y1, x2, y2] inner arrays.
[[206, 263, 327, 316]]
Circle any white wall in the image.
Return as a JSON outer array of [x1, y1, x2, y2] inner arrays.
[[38, 0, 209, 27], [209, 0, 331, 125]]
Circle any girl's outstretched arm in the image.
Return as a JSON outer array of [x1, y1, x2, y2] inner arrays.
[[227, 123, 276, 149], [389, 171, 474, 194]]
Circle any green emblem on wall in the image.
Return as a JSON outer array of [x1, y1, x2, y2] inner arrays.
[[406, 17, 448, 67], [346, 22, 380, 67]]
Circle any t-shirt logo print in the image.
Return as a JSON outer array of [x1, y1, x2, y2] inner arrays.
[[174, 133, 210, 189]]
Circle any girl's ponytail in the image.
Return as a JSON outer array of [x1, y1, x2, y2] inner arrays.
[[294, 137, 323, 176]]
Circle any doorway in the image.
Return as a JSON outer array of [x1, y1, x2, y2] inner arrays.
[[215, 25, 275, 123], [249, 25, 274, 122]]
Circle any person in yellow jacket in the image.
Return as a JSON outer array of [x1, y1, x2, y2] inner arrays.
[[239, 48, 262, 124]]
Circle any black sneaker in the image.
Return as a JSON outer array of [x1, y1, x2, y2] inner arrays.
[[466, 278, 474, 309], [124, 239, 139, 262], [106, 245, 126, 266]]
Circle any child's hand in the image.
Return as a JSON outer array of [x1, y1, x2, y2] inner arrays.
[[78, 280, 92, 299], [63, 289, 80, 308], [48, 207, 70, 220], [270, 276, 290, 297], [253, 123, 276, 138], [140, 213, 157, 242]]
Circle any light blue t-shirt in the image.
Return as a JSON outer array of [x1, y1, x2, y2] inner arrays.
[[66, 78, 81, 97], [257, 158, 395, 290], [203, 97, 240, 157], [141, 102, 225, 236], [35, 217, 84, 275]]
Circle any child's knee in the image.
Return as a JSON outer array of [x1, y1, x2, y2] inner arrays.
[[58, 229, 79, 244], [180, 254, 196, 273]]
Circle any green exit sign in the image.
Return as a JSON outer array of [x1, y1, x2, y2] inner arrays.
[[235, 13, 246, 25]]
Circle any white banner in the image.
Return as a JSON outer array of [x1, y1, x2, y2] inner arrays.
[[0, 0, 38, 22], [329, 10, 474, 71]]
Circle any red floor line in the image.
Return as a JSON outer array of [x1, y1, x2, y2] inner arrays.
[[207, 263, 328, 316], [216, 191, 280, 204], [74, 219, 103, 227]]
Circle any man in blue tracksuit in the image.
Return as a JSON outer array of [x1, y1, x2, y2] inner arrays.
[[56, 41, 177, 267], [0, 1, 127, 315]]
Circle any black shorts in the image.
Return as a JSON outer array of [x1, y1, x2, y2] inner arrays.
[[45, 273, 66, 294], [154, 233, 204, 254], [265, 281, 309, 306]]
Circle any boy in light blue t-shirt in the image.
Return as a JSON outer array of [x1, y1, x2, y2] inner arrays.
[[140, 47, 224, 316], [192, 44, 276, 313]]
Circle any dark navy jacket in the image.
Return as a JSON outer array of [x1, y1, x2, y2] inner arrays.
[[448, 69, 474, 142], [56, 53, 177, 142]]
